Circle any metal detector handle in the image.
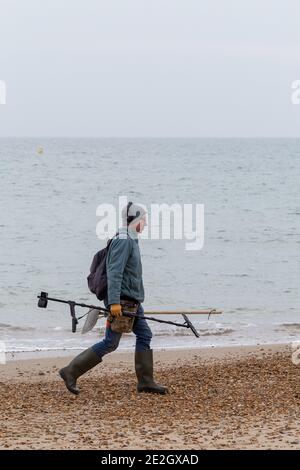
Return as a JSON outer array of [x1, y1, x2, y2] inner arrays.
[[69, 302, 78, 333]]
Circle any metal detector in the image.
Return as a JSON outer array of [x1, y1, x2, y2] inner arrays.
[[37, 291, 205, 337]]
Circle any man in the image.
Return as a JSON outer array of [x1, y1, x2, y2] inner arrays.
[[59, 202, 168, 395]]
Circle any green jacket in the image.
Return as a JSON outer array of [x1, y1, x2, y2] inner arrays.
[[106, 228, 144, 306]]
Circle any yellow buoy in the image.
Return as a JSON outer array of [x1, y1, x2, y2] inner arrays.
[[37, 146, 44, 155]]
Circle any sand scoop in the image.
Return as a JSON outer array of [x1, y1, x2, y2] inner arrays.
[[37, 291, 222, 338]]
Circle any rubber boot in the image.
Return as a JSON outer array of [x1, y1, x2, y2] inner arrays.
[[135, 349, 168, 394], [59, 348, 102, 395]]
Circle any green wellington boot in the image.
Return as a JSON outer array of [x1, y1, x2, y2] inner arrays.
[[59, 348, 102, 395], [135, 349, 168, 394]]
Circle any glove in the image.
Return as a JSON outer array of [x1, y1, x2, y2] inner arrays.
[[110, 304, 122, 318]]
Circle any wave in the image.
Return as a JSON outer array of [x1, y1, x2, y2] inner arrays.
[[144, 326, 234, 337], [0, 323, 35, 332], [277, 323, 300, 330], [199, 327, 234, 336]]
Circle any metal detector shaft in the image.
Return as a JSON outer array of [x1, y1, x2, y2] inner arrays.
[[38, 294, 109, 313], [124, 312, 196, 330], [126, 313, 200, 338]]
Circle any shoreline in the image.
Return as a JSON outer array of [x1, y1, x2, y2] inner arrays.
[[0, 343, 299, 450], [1, 342, 292, 370], [3, 340, 294, 363]]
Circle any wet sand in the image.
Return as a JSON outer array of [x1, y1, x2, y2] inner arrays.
[[0, 344, 299, 450]]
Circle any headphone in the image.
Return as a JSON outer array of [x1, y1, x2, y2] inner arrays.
[[127, 201, 141, 225]]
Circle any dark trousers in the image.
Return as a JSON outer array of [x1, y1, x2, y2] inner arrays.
[[91, 305, 152, 358]]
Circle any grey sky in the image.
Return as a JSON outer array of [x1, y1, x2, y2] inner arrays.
[[0, 0, 300, 137]]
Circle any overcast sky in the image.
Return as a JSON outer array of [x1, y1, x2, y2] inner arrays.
[[0, 0, 300, 137]]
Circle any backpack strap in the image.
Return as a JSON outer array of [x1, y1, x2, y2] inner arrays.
[[106, 233, 117, 247], [106, 227, 130, 247]]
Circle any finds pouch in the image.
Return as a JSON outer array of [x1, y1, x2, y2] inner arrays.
[[108, 300, 139, 333]]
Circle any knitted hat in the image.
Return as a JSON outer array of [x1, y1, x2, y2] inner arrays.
[[122, 202, 147, 226]]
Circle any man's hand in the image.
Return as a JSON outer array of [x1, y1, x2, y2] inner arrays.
[[110, 304, 122, 317]]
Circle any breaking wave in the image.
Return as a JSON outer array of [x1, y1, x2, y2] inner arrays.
[[276, 323, 300, 330], [0, 323, 35, 332]]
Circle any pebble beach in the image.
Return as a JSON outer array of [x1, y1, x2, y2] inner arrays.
[[0, 344, 299, 450]]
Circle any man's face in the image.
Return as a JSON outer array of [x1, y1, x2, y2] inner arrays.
[[138, 216, 147, 233], [131, 216, 147, 233]]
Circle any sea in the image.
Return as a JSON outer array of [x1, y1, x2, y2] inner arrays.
[[0, 138, 299, 358]]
